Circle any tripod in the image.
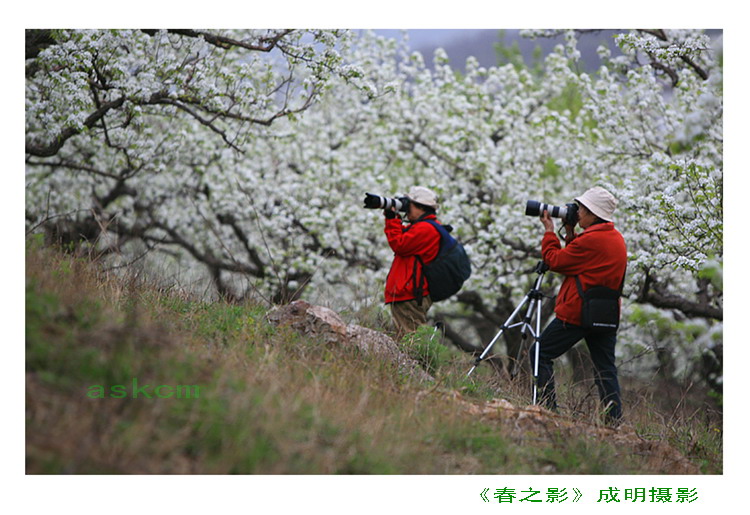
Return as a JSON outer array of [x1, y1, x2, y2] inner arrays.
[[466, 261, 550, 405]]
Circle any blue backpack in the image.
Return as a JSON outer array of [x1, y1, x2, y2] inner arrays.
[[413, 220, 472, 303]]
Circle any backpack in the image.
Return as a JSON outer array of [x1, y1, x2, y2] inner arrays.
[[413, 220, 471, 303]]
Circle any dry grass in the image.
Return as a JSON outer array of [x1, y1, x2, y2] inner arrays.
[[25, 241, 721, 474]]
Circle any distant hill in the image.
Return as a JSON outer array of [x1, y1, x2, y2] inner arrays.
[[429, 29, 621, 71], [377, 29, 722, 73]]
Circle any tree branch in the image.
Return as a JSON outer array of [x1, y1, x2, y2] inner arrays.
[[25, 96, 126, 157], [637, 29, 710, 82], [642, 288, 722, 320], [638, 270, 722, 320], [140, 29, 294, 53]]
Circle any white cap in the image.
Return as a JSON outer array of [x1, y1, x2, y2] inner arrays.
[[574, 186, 617, 222], [406, 186, 439, 209]]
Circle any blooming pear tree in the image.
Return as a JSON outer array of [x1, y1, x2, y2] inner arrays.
[[291, 29, 721, 381], [25, 29, 722, 389], [26, 28, 364, 301]]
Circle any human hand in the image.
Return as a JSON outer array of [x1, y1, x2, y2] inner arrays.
[[540, 210, 555, 232], [384, 208, 398, 219]]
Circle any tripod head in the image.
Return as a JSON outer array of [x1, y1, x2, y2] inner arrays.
[[534, 261, 550, 274]]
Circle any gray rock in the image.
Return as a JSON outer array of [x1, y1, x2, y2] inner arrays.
[[267, 300, 433, 382]]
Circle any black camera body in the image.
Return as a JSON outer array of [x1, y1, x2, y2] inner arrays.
[[363, 192, 410, 212], [525, 200, 579, 226]]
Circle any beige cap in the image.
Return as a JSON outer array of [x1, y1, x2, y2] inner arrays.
[[575, 186, 617, 222], [406, 186, 439, 209]]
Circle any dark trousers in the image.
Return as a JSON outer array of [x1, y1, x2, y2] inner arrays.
[[531, 317, 622, 422]]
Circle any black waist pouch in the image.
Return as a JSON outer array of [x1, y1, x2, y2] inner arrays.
[[575, 277, 622, 331]]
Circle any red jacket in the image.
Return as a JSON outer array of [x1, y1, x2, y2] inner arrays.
[[541, 222, 627, 326], [384, 215, 441, 303]]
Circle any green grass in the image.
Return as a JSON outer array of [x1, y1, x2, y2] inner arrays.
[[25, 243, 721, 474]]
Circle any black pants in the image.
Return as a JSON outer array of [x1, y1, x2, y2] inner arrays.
[[531, 317, 622, 422]]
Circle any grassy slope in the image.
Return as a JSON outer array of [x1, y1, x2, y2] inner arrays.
[[25, 243, 722, 474]]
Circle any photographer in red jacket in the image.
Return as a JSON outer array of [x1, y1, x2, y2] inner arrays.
[[383, 186, 441, 338], [535, 186, 627, 424]]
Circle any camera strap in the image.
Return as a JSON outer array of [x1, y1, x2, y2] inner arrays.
[[413, 257, 426, 307]]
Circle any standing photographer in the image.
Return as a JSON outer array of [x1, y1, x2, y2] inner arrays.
[[535, 186, 627, 424], [383, 186, 442, 338]]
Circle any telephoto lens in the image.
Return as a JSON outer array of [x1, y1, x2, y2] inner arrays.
[[525, 200, 579, 226], [363, 193, 410, 212]]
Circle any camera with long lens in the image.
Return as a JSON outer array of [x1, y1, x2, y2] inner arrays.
[[525, 200, 579, 226], [363, 192, 411, 212]]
